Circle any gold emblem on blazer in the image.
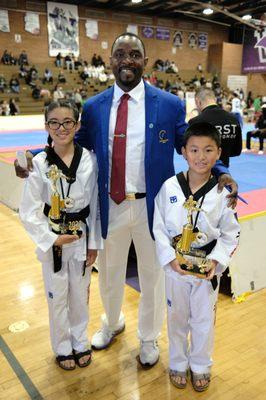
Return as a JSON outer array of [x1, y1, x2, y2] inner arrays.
[[159, 130, 169, 143]]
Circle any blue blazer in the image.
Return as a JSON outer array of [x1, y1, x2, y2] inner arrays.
[[76, 81, 227, 239]]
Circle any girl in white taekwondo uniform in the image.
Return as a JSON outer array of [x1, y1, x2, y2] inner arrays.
[[153, 122, 240, 392], [19, 100, 102, 371]]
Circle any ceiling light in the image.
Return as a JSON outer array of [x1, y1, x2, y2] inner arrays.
[[242, 15, 252, 20], [131, 0, 143, 3], [203, 8, 214, 15]]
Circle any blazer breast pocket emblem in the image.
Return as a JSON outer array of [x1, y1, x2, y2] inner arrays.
[[159, 130, 169, 143]]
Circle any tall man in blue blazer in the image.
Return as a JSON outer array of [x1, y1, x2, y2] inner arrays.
[[75, 33, 235, 368]]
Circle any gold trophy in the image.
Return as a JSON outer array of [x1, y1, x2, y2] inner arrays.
[[46, 164, 82, 236], [172, 195, 212, 278]]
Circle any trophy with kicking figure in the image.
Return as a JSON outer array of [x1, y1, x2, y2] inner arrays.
[[172, 195, 213, 278], [46, 164, 82, 236]]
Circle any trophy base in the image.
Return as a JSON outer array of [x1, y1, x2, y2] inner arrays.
[[176, 250, 210, 279]]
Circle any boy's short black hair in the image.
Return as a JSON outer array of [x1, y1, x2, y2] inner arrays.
[[44, 99, 79, 122], [111, 32, 146, 56], [183, 122, 221, 148]]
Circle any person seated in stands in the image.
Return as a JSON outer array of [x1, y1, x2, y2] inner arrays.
[[18, 50, 29, 66], [53, 85, 65, 101], [42, 68, 53, 84], [74, 56, 83, 70], [200, 74, 206, 86], [0, 74, 7, 93], [1, 50, 10, 64], [74, 88, 82, 112], [57, 69, 66, 83], [205, 80, 212, 89], [242, 103, 266, 155], [65, 53, 75, 72], [19, 64, 29, 79], [0, 100, 10, 115], [197, 63, 203, 73], [26, 65, 38, 87], [98, 71, 108, 85], [96, 55, 105, 67], [91, 53, 98, 67], [9, 75, 20, 93], [32, 85, 41, 99], [149, 71, 158, 86], [153, 59, 164, 71], [165, 61, 178, 74], [9, 52, 17, 65], [40, 87, 51, 100], [9, 98, 20, 115], [55, 52, 63, 68]]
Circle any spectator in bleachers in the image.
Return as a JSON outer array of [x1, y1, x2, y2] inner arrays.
[[9, 98, 20, 115], [1, 50, 17, 65], [19, 64, 29, 79], [65, 53, 75, 72], [98, 70, 108, 85], [55, 52, 63, 68], [0, 74, 7, 93], [153, 59, 164, 71], [42, 68, 53, 84], [32, 85, 41, 99], [96, 55, 105, 67], [9, 75, 20, 93], [1, 100, 10, 115], [74, 88, 82, 111], [26, 65, 38, 87], [197, 63, 203, 73], [18, 50, 29, 66], [53, 85, 65, 101], [91, 53, 98, 67], [57, 69, 66, 83]]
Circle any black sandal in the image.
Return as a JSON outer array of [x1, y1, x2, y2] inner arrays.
[[56, 354, 76, 371], [73, 349, 92, 368]]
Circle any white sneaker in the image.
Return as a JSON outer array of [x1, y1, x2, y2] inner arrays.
[[258, 150, 264, 155], [91, 315, 125, 350], [139, 340, 159, 368], [242, 148, 251, 153]]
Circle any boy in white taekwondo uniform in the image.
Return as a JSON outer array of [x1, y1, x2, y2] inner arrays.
[[19, 100, 102, 371], [153, 122, 240, 392]]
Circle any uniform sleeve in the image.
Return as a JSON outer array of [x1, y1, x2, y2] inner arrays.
[[19, 159, 58, 252], [212, 159, 230, 176], [153, 185, 176, 267], [87, 159, 103, 250], [207, 198, 240, 274]]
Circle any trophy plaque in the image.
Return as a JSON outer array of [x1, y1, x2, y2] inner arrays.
[[172, 195, 212, 278]]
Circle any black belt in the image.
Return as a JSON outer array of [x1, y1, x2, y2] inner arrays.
[[125, 193, 146, 200]]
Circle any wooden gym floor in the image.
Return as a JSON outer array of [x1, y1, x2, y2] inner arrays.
[[0, 202, 266, 400]]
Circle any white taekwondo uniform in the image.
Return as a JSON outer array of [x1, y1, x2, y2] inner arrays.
[[153, 173, 240, 374], [20, 146, 102, 356]]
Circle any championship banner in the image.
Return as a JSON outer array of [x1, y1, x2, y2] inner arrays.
[[242, 28, 266, 73], [188, 32, 198, 48], [198, 32, 208, 50], [142, 26, 154, 39], [173, 31, 183, 48], [0, 9, 10, 32], [85, 19, 98, 40], [156, 27, 170, 41], [24, 12, 40, 35], [47, 1, 79, 56]]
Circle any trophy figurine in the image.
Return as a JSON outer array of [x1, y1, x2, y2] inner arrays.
[[172, 195, 212, 278], [46, 164, 82, 236]]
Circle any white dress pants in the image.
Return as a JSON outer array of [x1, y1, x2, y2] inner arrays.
[[98, 197, 165, 341], [165, 271, 219, 374], [42, 259, 91, 356]]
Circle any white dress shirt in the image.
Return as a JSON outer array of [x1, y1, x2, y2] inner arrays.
[[108, 80, 146, 193]]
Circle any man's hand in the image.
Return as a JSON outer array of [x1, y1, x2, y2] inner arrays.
[[217, 173, 238, 209], [170, 258, 188, 275], [86, 249, 97, 267], [54, 234, 79, 246], [205, 260, 218, 280], [14, 151, 33, 178]]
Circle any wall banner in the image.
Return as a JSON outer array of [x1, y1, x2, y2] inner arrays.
[[198, 32, 208, 50], [24, 12, 40, 35], [142, 26, 154, 38], [242, 28, 266, 73], [47, 1, 79, 56], [188, 32, 198, 48], [0, 9, 10, 32], [173, 31, 183, 48], [85, 19, 98, 39], [156, 27, 170, 41]]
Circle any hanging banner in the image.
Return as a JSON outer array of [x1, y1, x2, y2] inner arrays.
[[141, 26, 154, 39], [188, 32, 198, 48], [242, 28, 266, 73], [47, 1, 79, 56], [127, 24, 138, 35], [0, 9, 10, 32], [173, 31, 183, 48], [198, 32, 208, 50], [24, 12, 40, 35], [156, 27, 170, 41], [85, 19, 98, 39]]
